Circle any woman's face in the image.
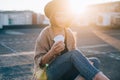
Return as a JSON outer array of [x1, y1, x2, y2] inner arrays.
[[54, 11, 71, 28]]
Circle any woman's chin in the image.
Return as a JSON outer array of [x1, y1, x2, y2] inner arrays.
[[57, 25, 65, 28]]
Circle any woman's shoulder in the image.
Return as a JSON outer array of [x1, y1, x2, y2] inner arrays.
[[41, 26, 51, 32], [39, 26, 51, 35], [37, 26, 50, 39]]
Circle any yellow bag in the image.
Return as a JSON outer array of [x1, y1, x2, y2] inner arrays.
[[35, 68, 47, 80]]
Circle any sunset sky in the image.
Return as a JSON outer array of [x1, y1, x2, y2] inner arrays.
[[0, 0, 119, 14]]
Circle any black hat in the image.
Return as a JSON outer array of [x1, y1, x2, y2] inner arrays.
[[44, 0, 71, 18]]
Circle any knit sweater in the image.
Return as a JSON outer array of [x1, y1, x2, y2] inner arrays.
[[34, 26, 77, 72]]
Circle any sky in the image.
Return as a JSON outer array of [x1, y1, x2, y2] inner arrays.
[[0, 0, 119, 14]]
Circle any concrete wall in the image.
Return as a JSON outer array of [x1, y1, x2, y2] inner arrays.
[[96, 12, 120, 26], [5, 12, 33, 25], [0, 11, 33, 29]]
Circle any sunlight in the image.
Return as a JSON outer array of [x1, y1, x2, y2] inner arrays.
[[0, 0, 119, 14], [70, 0, 87, 14]]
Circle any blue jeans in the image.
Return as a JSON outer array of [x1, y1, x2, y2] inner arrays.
[[46, 50, 100, 80]]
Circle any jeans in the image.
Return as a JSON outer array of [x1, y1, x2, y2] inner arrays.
[[46, 50, 100, 80]]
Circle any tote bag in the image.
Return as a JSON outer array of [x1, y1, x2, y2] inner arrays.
[[35, 68, 47, 80]]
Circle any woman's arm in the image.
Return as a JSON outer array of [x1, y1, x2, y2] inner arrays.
[[41, 41, 65, 65], [34, 27, 65, 68], [34, 28, 50, 68], [41, 49, 55, 65]]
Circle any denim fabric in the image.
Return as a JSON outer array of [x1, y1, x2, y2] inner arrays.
[[46, 50, 100, 80]]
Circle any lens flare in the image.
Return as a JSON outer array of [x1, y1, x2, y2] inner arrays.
[[70, 0, 87, 14]]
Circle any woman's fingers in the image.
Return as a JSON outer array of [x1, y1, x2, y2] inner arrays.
[[55, 43, 65, 49], [54, 45, 64, 52], [54, 41, 64, 46], [54, 41, 65, 49], [55, 46, 65, 52], [53, 43, 65, 54], [51, 41, 65, 55]]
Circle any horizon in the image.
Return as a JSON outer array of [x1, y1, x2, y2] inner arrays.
[[0, 0, 119, 14]]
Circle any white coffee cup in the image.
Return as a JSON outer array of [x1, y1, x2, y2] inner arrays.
[[54, 35, 64, 43]]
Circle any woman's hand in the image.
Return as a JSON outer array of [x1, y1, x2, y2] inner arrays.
[[51, 41, 65, 55], [41, 41, 65, 65]]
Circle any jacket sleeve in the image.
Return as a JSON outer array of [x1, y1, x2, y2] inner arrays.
[[34, 29, 49, 69]]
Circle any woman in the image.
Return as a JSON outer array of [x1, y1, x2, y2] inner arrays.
[[33, 0, 110, 80]]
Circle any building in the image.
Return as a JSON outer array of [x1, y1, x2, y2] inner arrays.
[[0, 10, 46, 29], [74, 1, 120, 27], [89, 1, 120, 27]]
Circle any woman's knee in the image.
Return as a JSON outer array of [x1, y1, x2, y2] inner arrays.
[[69, 50, 101, 67], [88, 57, 101, 69]]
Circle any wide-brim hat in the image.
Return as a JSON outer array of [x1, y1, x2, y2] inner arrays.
[[44, 0, 71, 18]]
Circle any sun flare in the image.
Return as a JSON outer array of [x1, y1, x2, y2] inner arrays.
[[70, 0, 87, 14]]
